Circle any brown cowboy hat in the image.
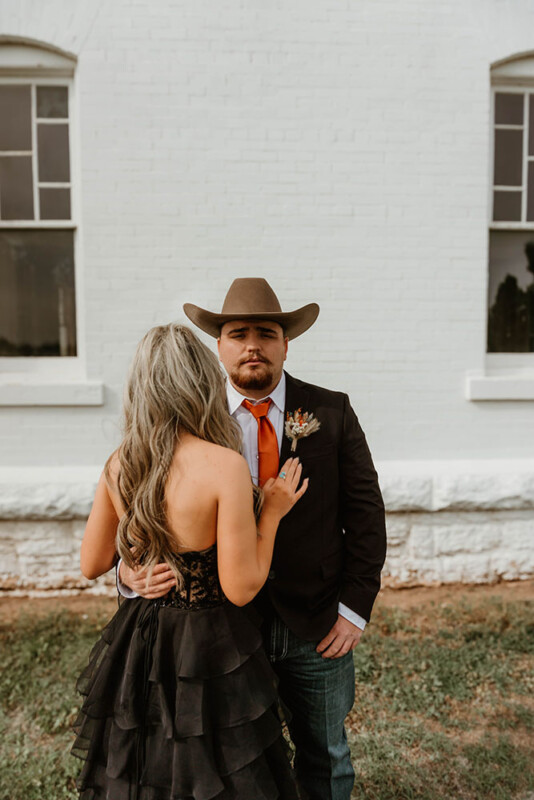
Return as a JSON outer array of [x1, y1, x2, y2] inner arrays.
[[183, 278, 320, 340]]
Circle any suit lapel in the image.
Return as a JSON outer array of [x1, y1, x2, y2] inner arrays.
[[279, 371, 311, 467]]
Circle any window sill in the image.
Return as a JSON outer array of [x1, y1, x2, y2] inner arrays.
[[0, 379, 104, 406], [466, 373, 534, 400]]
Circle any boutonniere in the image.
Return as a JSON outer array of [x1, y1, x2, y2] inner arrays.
[[285, 408, 321, 452]]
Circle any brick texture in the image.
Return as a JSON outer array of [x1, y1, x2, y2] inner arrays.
[[1, 0, 534, 471]]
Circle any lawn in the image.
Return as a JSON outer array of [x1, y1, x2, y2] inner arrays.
[[0, 586, 532, 800]]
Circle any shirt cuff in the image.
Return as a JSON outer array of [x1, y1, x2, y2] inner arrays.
[[116, 558, 139, 599], [338, 602, 367, 631]]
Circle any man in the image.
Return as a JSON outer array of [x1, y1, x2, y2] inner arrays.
[[119, 278, 387, 800]]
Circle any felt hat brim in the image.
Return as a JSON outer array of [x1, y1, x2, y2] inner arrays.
[[183, 303, 319, 340], [183, 278, 319, 340]]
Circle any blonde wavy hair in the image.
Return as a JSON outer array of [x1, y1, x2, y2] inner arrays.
[[106, 323, 261, 586]]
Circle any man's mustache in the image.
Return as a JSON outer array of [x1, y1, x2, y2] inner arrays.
[[238, 356, 270, 366]]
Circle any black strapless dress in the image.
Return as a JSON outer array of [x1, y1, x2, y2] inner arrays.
[[72, 545, 299, 799]]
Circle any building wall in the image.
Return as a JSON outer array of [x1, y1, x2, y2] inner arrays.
[[1, 462, 533, 592], [0, 0, 533, 587]]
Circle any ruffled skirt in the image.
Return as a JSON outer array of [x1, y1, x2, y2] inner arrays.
[[72, 597, 299, 799]]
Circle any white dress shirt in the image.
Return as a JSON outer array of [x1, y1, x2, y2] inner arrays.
[[226, 373, 286, 486], [228, 375, 366, 632]]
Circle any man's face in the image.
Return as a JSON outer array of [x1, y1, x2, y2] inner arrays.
[[218, 319, 288, 397]]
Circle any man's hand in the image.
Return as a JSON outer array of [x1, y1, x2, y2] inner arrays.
[[316, 614, 363, 659], [119, 560, 177, 599]]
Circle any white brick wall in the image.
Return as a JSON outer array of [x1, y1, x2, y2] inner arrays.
[[0, 1, 534, 586], [1, 0, 534, 465]]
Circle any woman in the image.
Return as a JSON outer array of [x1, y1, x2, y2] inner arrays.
[[72, 323, 308, 799]]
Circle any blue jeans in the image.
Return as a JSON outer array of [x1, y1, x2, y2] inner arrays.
[[266, 615, 356, 800]]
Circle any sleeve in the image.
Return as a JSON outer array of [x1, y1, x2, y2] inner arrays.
[[116, 559, 139, 599], [338, 601, 367, 631], [338, 394, 387, 622]]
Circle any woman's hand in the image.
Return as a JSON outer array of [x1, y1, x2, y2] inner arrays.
[[261, 457, 308, 520]]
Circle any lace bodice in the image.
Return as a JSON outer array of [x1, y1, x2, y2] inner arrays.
[[158, 544, 225, 609]]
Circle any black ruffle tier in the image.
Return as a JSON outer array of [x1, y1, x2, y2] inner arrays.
[[72, 594, 299, 799]]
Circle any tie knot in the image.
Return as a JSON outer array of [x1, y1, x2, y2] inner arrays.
[[242, 398, 272, 419]]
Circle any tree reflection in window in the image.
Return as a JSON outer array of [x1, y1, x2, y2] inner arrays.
[[488, 236, 534, 352]]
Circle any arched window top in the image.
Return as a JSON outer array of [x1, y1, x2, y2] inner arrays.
[[491, 51, 534, 86], [0, 37, 76, 77]]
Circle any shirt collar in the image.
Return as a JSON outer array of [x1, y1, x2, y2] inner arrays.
[[226, 371, 286, 414]]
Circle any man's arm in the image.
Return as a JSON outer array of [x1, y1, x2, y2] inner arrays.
[[317, 394, 386, 658], [338, 393, 387, 618]]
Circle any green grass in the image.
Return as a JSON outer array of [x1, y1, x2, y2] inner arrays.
[[0, 610, 104, 800], [0, 595, 533, 800], [348, 596, 534, 799]]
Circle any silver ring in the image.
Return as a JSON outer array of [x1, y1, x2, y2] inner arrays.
[[278, 471, 287, 480]]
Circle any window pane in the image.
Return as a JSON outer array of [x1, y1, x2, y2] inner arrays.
[[487, 231, 534, 352], [0, 230, 76, 357], [0, 156, 34, 220], [0, 85, 31, 151], [494, 129, 523, 186], [493, 190, 521, 222], [494, 92, 524, 125], [37, 86, 68, 119], [39, 188, 71, 220], [37, 124, 70, 182]]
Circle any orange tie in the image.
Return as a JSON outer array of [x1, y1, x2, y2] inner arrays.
[[242, 399, 279, 487]]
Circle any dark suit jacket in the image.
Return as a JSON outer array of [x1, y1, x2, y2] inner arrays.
[[255, 371, 387, 641]]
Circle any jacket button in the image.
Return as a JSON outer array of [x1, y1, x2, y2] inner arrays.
[[268, 570, 276, 580]]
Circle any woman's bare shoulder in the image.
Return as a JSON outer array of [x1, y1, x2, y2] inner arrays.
[[103, 450, 120, 493], [200, 441, 248, 472]]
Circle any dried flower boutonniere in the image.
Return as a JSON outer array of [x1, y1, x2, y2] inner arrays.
[[285, 408, 321, 452]]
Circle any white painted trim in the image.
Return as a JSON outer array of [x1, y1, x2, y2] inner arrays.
[[31, 83, 39, 219], [485, 353, 534, 371], [0, 37, 76, 62], [0, 221, 76, 228], [0, 380, 104, 406], [491, 53, 534, 80], [0, 356, 84, 378], [70, 74, 86, 366], [522, 92, 528, 220], [465, 373, 534, 400], [0, 40, 76, 76], [490, 221, 534, 230]]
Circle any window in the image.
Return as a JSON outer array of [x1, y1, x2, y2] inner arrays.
[[488, 57, 534, 354], [0, 42, 76, 359]]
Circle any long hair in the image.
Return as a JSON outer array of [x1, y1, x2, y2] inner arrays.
[[106, 323, 260, 586]]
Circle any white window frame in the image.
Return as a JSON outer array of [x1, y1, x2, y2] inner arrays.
[[467, 52, 534, 400], [0, 39, 102, 405]]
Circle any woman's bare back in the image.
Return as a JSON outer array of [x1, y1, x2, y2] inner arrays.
[[107, 433, 245, 554], [164, 433, 232, 552]]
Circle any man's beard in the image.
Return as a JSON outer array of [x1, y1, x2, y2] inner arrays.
[[229, 363, 276, 391]]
